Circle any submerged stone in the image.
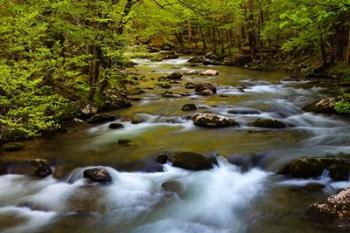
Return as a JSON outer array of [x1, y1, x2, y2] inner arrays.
[[182, 104, 197, 111], [251, 119, 286, 128]]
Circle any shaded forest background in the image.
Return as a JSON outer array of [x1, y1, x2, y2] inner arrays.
[[0, 0, 349, 141]]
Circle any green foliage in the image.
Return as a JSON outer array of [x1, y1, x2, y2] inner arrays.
[[0, 0, 139, 140], [335, 101, 350, 114]]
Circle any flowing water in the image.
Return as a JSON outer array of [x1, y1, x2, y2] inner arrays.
[[1, 57, 350, 233]]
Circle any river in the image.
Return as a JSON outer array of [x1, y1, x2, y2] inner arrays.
[[0, 57, 349, 233]]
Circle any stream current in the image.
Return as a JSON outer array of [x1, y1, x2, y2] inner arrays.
[[0, 57, 350, 233]]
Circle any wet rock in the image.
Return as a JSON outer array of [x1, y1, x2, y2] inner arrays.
[[109, 123, 124, 129], [87, 114, 117, 124], [80, 104, 98, 119], [228, 108, 261, 115], [129, 116, 144, 124], [0, 159, 53, 178], [283, 74, 301, 82], [251, 119, 286, 128], [162, 91, 183, 98], [195, 83, 217, 96], [182, 104, 197, 111], [185, 82, 197, 89], [73, 118, 85, 124], [83, 168, 112, 183], [182, 68, 200, 75], [102, 91, 132, 111], [188, 57, 204, 63], [148, 46, 159, 53], [307, 188, 350, 228], [104, 99, 132, 111], [1, 143, 25, 152], [162, 180, 183, 194], [278, 157, 350, 181], [303, 97, 340, 115], [155, 154, 168, 164], [166, 72, 183, 80], [202, 58, 222, 65], [163, 54, 179, 59], [171, 151, 213, 170], [200, 69, 219, 76], [30, 159, 53, 177], [193, 113, 239, 128]]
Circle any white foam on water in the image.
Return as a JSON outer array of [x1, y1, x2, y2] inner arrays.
[[0, 175, 56, 205], [95, 158, 270, 232], [0, 206, 56, 233], [87, 114, 195, 146]]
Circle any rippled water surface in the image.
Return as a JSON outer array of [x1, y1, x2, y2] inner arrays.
[[1, 57, 349, 233]]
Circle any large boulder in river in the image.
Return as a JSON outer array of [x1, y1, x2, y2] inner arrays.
[[83, 168, 112, 183], [200, 69, 219, 76], [278, 157, 350, 181], [172, 152, 213, 170], [166, 72, 183, 80], [87, 114, 117, 124], [195, 83, 217, 96], [193, 113, 239, 128], [307, 188, 350, 228], [251, 119, 286, 128], [303, 97, 340, 115]]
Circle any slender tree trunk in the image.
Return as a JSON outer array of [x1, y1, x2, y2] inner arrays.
[[347, 29, 350, 63], [320, 32, 328, 68], [188, 21, 193, 49], [199, 27, 207, 52]]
